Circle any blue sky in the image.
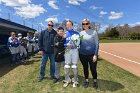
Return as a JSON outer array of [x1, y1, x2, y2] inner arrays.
[[0, 0, 140, 32]]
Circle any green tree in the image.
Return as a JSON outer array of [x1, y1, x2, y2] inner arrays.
[[106, 27, 119, 38], [129, 32, 140, 40]]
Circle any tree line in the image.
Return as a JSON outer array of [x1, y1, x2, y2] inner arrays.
[[99, 24, 140, 40]]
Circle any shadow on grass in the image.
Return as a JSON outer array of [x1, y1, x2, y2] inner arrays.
[[23, 59, 40, 65], [0, 56, 40, 77], [78, 75, 124, 92], [97, 79, 124, 92], [33, 55, 42, 58], [0, 57, 17, 77]]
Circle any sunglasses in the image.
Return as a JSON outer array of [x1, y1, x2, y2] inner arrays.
[[48, 24, 53, 27], [82, 23, 89, 25]]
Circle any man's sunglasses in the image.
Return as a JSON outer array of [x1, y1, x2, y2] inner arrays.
[[82, 23, 89, 25], [48, 24, 53, 27]]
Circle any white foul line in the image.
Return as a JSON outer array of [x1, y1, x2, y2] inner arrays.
[[99, 50, 140, 65]]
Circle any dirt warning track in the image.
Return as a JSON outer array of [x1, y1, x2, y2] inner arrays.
[[99, 43, 140, 77]]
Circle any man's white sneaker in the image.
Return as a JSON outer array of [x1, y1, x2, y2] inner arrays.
[[63, 82, 69, 87], [73, 82, 78, 88], [63, 79, 71, 87]]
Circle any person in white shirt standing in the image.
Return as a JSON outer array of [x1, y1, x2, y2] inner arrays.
[[63, 20, 80, 88], [8, 32, 20, 66], [18, 33, 27, 62], [26, 32, 33, 59], [33, 33, 39, 53]]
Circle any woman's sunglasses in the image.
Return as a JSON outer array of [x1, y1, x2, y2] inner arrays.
[[82, 23, 89, 25], [48, 24, 53, 27]]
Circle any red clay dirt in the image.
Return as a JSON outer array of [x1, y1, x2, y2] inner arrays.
[[99, 43, 140, 77]]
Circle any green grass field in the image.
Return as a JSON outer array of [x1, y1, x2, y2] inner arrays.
[[0, 55, 140, 93], [100, 39, 140, 43]]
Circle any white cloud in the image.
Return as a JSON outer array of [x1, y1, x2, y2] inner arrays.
[[66, 5, 70, 8], [39, 22, 47, 29], [99, 15, 103, 18], [135, 22, 140, 25], [1, 0, 31, 7], [48, 14, 59, 18], [129, 22, 140, 27], [1, 0, 46, 19], [64, 18, 70, 21], [39, 22, 45, 27], [100, 11, 107, 15], [15, 4, 46, 19], [45, 17, 58, 23], [90, 5, 103, 10], [63, 12, 67, 15], [0, 9, 1, 16], [68, 0, 87, 5], [48, 0, 59, 10], [108, 11, 123, 20], [100, 24, 109, 33]]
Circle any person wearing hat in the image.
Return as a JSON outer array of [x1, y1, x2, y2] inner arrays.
[[33, 33, 39, 53], [26, 32, 33, 59], [18, 33, 27, 62]]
